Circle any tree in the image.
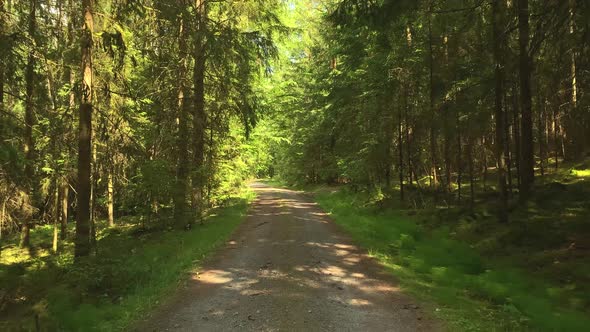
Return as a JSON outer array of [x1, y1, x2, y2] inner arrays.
[[21, 0, 37, 248], [518, 0, 534, 200], [75, 0, 94, 258], [192, 0, 207, 222], [493, 0, 508, 222]]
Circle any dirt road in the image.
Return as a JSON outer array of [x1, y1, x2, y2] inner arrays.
[[139, 183, 440, 331]]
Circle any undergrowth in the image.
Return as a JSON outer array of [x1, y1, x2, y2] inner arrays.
[[0, 189, 255, 331], [313, 188, 590, 331]]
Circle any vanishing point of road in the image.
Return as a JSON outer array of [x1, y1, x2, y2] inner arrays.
[[139, 183, 440, 332]]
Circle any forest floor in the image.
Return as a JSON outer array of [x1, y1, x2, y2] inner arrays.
[[277, 162, 590, 331], [137, 182, 441, 331], [0, 191, 254, 331]]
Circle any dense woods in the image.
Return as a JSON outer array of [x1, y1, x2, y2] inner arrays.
[[1, 0, 589, 330], [268, 0, 590, 206], [0, 0, 281, 252]]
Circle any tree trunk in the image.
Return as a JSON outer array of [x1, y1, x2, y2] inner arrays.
[[60, 179, 68, 239], [505, 91, 513, 196], [518, 0, 534, 200], [107, 167, 114, 227], [444, 105, 451, 193], [0, 0, 4, 134], [563, 0, 582, 160], [53, 180, 59, 252], [428, 5, 438, 189], [553, 106, 559, 170], [457, 115, 462, 203], [21, 0, 37, 248], [192, 0, 207, 223], [173, 7, 190, 228], [399, 90, 405, 202], [482, 137, 488, 192], [468, 137, 475, 209], [538, 94, 545, 178], [75, 0, 94, 259], [493, 0, 508, 222]]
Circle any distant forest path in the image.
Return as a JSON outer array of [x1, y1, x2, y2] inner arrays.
[[139, 183, 440, 331]]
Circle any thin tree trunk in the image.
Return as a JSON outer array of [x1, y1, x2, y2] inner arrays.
[[107, 167, 114, 227], [468, 137, 475, 209], [493, 0, 508, 222], [399, 90, 405, 202], [428, 4, 438, 189], [483, 137, 488, 192], [60, 180, 68, 239], [553, 107, 559, 170], [0, 0, 4, 135], [538, 94, 545, 178], [173, 7, 190, 228], [518, 0, 534, 200], [444, 106, 451, 193], [21, 0, 37, 248], [405, 96, 413, 185], [192, 0, 207, 223], [505, 91, 513, 196], [564, 0, 581, 160], [457, 115, 462, 203], [75, 0, 94, 259], [52, 181, 59, 252], [543, 100, 550, 172], [513, 86, 522, 188]]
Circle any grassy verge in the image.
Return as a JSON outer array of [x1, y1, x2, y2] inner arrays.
[[311, 188, 590, 331], [0, 189, 255, 331], [264, 175, 589, 331]]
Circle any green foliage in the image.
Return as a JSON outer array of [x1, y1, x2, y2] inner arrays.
[[314, 188, 590, 331], [0, 190, 254, 331]]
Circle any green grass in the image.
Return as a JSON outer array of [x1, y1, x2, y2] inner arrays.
[[312, 189, 590, 332], [0, 190, 255, 331]]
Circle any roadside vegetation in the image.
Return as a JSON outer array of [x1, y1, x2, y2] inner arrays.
[[2, 0, 589, 330], [268, 160, 590, 331], [0, 190, 254, 331]]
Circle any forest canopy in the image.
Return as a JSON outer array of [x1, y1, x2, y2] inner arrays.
[[1, 0, 590, 330]]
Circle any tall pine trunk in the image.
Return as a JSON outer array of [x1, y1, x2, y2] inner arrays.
[[0, 0, 4, 134], [75, 0, 94, 259], [428, 4, 438, 189], [518, 0, 534, 200], [173, 6, 190, 228], [107, 167, 114, 227], [192, 0, 207, 223], [21, 0, 37, 248], [60, 180, 68, 239], [493, 0, 508, 222]]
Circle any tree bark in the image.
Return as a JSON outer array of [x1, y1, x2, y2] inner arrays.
[[75, 0, 94, 259], [192, 0, 207, 223], [0, 0, 4, 132], [513, 87, 521, 187], [493, 0, 508, 222], [518, 0, 534, 200], [399, 90, 405, 202], [21, 0, 37, 248], [468, 137, 475, 209], [428, 4, 438, 189], [173, 5, 191, 228], [563, 0, 582, 160], [107, 167, 114, 227], [52, 180, 59, 252], [60, 179, 68, 240]]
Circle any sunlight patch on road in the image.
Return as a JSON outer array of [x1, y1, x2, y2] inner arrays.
[[195, 269, 234, 284], [348, 298, 371, 306]]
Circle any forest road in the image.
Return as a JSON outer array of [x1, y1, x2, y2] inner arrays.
[[138, 182, 441, 332]]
